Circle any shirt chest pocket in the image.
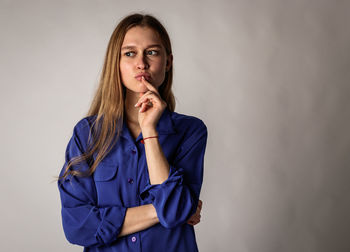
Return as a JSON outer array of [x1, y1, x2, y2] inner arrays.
[[93, 162, 120, 206], [93, 162, 118, 181]]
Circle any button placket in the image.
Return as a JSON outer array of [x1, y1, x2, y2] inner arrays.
[[129, 148, 136, 185]]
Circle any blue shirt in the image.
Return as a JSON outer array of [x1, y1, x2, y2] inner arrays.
[[57, 107, 208, 251]]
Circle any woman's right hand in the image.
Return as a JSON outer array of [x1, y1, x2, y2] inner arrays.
[[187, 199, 202, 226]]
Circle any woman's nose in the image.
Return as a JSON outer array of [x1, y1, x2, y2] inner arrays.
[[136, 54, 149, 69]]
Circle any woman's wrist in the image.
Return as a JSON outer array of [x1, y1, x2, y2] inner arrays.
[[141, 128, 158, 138]]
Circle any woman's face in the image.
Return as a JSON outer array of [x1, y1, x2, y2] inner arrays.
[[120, 26, 172, 94]]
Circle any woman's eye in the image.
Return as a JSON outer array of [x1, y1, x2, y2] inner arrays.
[[147, 50, 158, 56], [125, 51, 135, 57]]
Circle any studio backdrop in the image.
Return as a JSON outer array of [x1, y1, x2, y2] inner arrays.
[[1, 0, 350, 251]]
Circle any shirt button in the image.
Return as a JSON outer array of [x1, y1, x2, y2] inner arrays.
[[131, 236, 137, 242], [131, 149, 136, 154], [128, 178, 134, 184]]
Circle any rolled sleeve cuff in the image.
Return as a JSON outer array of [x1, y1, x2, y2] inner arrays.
[[139, 165, 194, 228], [96, 205, 127, 246], [139, 165, 183, 201]]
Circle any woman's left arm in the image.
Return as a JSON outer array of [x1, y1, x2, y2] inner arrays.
[[140, 122, 208, 229], [135, 76, 208, 229]]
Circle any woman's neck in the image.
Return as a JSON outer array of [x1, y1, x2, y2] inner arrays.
[[124, 89, 141, 125]]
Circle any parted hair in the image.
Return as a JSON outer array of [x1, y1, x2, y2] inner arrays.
[[58, 12, 175, 181]]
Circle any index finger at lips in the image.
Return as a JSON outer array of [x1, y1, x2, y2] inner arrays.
[[142, 76, 160, 95]]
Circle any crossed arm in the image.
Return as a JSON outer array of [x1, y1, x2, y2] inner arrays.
[[117, 200, 202, 237]]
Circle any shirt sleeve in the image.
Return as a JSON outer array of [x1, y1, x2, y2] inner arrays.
[[139, 120, 208, 229], [57, 120, 127, 247]]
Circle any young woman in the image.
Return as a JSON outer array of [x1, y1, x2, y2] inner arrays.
[[57, 13, 208, 251]]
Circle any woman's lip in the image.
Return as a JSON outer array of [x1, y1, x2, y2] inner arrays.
[[135, 75, 151, 81]]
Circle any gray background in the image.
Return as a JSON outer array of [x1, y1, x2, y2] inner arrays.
[[1, 0, 350, 251]]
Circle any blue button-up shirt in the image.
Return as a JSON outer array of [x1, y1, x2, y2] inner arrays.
[[57, 107, 208, 251]]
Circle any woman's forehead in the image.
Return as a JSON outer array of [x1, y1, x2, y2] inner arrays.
[[122, 26, 162, 48]]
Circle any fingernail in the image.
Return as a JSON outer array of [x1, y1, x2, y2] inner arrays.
[[134, 103, 138, 107]]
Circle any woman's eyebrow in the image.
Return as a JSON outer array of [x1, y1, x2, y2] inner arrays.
[[121, 44, 162, 50]]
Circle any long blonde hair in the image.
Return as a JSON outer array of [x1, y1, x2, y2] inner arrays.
[[58, 13, 175, 181]]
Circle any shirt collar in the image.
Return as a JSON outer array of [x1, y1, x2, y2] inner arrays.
[[155, 107, 177, 134], [120, 107, 176, 141]]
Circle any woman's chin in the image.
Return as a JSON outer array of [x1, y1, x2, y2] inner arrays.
[[137, 85, 148, 92]]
